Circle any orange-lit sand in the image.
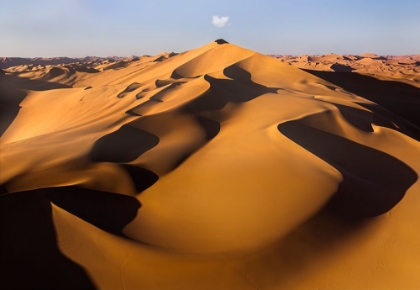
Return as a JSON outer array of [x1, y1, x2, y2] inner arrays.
[[1, 40, 420, 289]]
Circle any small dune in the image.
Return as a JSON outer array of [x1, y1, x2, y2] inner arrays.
[[43, 66, 67, 79], [117, 82, 142, 98]]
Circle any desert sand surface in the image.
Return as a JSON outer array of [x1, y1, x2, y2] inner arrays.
[[1, 40, 420, 289], [272, 53, 420, 86]]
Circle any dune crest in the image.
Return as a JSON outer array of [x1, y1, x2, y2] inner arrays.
[[1, 41, 420, 289]]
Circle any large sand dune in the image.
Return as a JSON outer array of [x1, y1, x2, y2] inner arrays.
[[1, 40, 420, 289]]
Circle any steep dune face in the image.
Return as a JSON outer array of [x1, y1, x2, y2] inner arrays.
[[1, 41, 420, 289]]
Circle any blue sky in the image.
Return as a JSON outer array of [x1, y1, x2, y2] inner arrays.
[[1, 0, 419, 57]]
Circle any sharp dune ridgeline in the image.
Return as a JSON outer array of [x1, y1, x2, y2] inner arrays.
[[1, 40, 420, 289]]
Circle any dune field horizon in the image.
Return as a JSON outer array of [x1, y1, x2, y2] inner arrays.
[[1, 38, 420, 289]]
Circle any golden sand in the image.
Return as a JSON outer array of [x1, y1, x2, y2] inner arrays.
[[1, 40, 420, 289]]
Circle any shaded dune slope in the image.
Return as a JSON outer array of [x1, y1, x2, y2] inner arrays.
[[304, 70, 420, 128], [278, 118, 417, 218], [0, 74, 71, 136], [0, 190, 96, 289], [1, 40, 420, 289], [89, 125, 159, 163]]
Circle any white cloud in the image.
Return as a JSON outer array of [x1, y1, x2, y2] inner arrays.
[[212, 16, 229, 28]]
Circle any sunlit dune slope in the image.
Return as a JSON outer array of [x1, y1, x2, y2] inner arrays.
[[1, 40, 420, 289]]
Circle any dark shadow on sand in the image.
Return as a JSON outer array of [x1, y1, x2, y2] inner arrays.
[[166, 116, 221, 171], [0, 103, 21, 137], [330, 64, 354, 72], [122, 164, 159, 193], [303, 70, 420, 128], [358, 103, 420, 142], [278, 119, 417, 219], [89, 125, 159, 163], [128, 64, 279, 116], [334, 103, 420, 141], [45, 186, 141, 236], [0, 186, 8, 195], [334, 104, 375, 132], [0, 190, 97, 289], [117, 82, 141, 98], [1, 73, 71, 91], [311, 93, 420, 142], [196, 116, 220, 140], [184, 65, 279, 112]]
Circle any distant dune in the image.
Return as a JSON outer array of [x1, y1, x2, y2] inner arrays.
[[271, 53, 420, 82], [1, 40, 420, 289], [0, 56, 139, 70]]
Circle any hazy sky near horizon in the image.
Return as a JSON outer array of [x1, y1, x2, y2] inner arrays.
[[1, 0, 419, 57]]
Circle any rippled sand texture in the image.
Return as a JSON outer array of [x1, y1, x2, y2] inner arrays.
[[1, 40, 420, 289]]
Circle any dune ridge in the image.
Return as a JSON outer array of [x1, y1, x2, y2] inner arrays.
[[1, 40, 420, 289]]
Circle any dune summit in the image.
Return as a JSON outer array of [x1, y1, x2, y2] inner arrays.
[[1, 41, 420, 289]]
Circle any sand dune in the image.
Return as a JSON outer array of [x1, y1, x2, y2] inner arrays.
[[1, 40, 420, 289], [0, 56, 140, 70], [273, 53, 420, 84]]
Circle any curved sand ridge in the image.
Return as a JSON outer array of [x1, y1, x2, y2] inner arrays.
[[1, 40, 420, 289]]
